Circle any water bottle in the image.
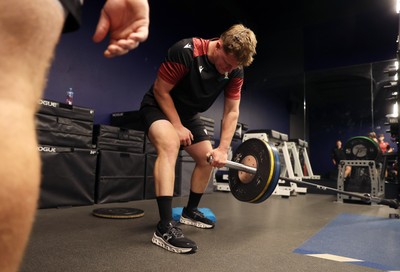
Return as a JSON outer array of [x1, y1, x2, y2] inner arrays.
[[66, 88, 74, 105]]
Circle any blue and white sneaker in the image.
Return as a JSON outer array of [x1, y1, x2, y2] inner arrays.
[[180, 207, 215, 229]]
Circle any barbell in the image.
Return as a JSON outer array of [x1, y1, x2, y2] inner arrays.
[[210, 138, 399, 209]]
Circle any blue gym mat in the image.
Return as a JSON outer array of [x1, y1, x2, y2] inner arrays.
[[172, 207, 216, 222], [294, 213, 400, 271]]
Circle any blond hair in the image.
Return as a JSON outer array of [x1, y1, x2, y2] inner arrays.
[[220, 24, 257, 67]]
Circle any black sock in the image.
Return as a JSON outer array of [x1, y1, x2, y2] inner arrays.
[[156, 196, 173, 225], [186, 190, 203, 210]]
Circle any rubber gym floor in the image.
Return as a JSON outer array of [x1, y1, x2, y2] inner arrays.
[[20, 190, 399, 272]]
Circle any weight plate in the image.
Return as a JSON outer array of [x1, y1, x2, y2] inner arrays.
[[344, 136, 381, 161], [253, 144, 281, 203], [228, 138, 274, 202], [251, 141, 275, 202], [92, 207, 144, 219]]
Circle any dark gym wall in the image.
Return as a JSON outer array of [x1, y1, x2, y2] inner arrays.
[[43, 0, 398, 178]]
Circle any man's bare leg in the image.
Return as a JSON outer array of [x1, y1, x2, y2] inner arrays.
[[0, 0, 64, 271], [147, 120, 180, 196], [184, 141, 214, 193]]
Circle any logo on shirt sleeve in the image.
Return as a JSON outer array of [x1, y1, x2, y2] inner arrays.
[[184, 43, 192, 49]]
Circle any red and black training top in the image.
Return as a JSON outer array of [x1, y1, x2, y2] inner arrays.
[[141, 37, 244, 117]]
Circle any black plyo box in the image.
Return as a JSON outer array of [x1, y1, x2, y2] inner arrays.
[[93, 125, 145, 153], [110, 111, 157, 154], [96, 150, 145, 203], [38, 146, 97, 208], [110, 110, 145, 131], [36, 113, 94, 148], [38, 99, 94, 122], [36, 99, 95, 148]]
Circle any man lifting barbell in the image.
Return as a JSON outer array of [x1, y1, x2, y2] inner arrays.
[[139, 24, 257, 254]]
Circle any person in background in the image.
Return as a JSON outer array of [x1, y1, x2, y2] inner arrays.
[[378, 133, 395, 179], [0, 0, 149, 271], [331, 140, 346, 167], [140, 24, 257, 254], [331, 140, 351, 178], [368, 131, 378, 144], [378, 133, 393, 154]]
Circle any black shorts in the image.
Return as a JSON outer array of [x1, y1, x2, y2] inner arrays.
[[59, 0, 82, 33], [139, 106, 211, 144]]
